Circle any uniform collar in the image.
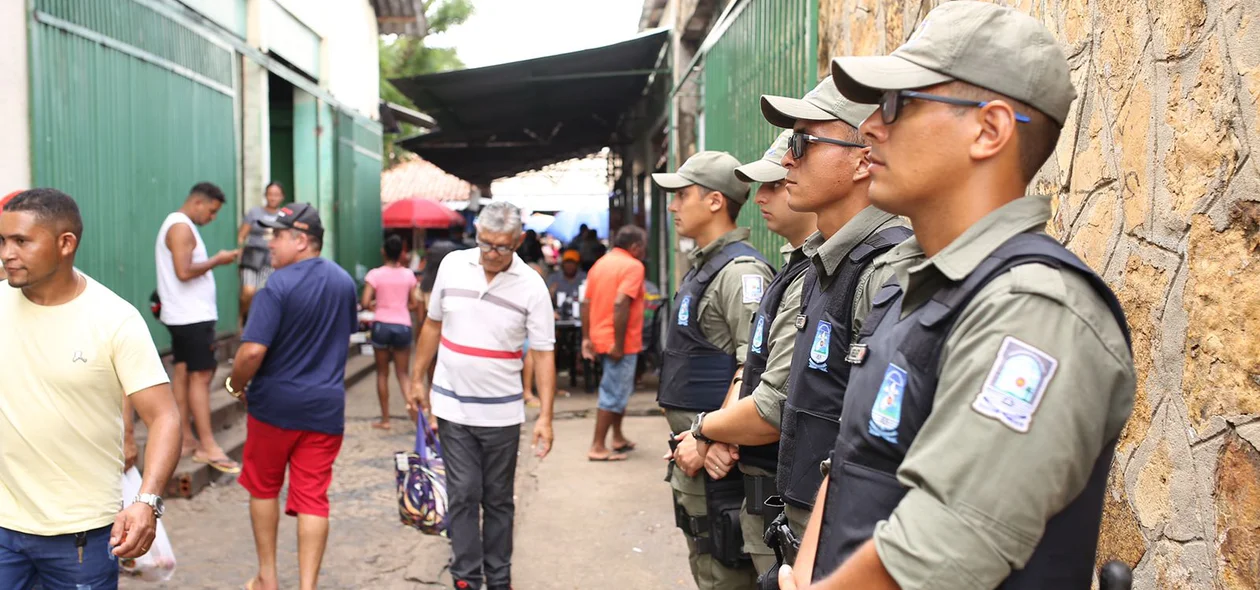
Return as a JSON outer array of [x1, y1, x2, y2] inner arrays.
[[688, 227, 751, 269], [889, 195, 1052, 295], [779, 241, 805, 266], [802, 206, 900, 279]]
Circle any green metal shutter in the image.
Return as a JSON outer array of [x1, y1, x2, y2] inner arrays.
[[701, 0, 818, 259], [334, 111, 383, 283], [30, 0, 240, 348]]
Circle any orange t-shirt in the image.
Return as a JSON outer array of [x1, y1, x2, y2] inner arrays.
[[585, 247, 646, 355]]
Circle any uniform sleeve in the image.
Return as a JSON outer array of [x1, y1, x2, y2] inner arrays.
[[709, 258, 775, 364], [850, 261, 893, 341], [241, 284, 283, 346], [525, 277, 556, 351], [618, 262, 645, 300], [872, 268, 1136, 589], [111, 310, 172, 395], [751, 270, 806, 427]]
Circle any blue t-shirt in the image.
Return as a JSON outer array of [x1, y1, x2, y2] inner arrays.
[[241, 257, 358, 435]]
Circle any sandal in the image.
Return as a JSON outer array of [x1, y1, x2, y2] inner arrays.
[[193, 455, 241, 474]]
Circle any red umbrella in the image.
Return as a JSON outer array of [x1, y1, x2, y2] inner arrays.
[[382, 198, 463, 229]]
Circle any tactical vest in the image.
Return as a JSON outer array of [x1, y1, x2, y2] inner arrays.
[[658, 241, 770, 412], [776, 226, 912, 509], [736, 252, 813, 471], [811, 233, 1132, 587]]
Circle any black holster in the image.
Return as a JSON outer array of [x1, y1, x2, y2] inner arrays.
[[757, 496, 800, 589], [743, 474, 779, 530], [704, 470, 751, 569], [666, 432, 750, 569]]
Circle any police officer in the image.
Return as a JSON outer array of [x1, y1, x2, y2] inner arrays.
[[670, 129, 817, 578], [653, 150, 776, 590], [781, 3, 1136, 589]]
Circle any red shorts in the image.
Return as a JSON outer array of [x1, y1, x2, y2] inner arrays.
[[238, 415, 344, 517]]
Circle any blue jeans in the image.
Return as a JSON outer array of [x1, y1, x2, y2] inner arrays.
[[370, 322, 413, 350], [597, 353, 638, 414], [0, 525, 117, 590]]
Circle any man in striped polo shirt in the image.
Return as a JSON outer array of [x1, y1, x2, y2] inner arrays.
[[408, 201, 556, 590]]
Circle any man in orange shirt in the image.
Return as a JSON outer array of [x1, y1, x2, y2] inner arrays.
[[580, 225, 648, 461]]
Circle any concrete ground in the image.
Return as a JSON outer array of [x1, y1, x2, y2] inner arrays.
[[121, 363, 691, 589]]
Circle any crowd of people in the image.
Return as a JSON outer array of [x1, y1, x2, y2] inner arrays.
[[0, 3, 1137, 590]]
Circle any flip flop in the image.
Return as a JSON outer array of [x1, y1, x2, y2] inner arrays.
[[193, 455, 241, 474], [588, 452, 628, 462], [613, 442, 637, 452]]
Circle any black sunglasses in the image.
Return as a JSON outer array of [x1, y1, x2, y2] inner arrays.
[[788, 132, 865, 159], [879, 90, 1033, 125]]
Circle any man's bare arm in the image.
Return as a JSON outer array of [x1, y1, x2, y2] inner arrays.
[[791, 477, 829, 586], [166, 223, 233, 281], [229, 342, 268, 390], [408, 318, 443, 411], [128, 384, 182, 497], [611, 293, 631, 355], [700, 396, 779, 445]]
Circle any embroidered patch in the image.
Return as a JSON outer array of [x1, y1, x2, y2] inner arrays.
[[751, 315, 767, 354], [677, 295, 691, 326], [972, 336, 1059, 433], [808, 321, 831, 371], [868, 363, 907, 444], [742, 275, 765, 303]]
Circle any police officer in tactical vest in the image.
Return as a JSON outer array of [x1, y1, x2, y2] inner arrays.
[[780, 3, 1136, 589], [653, 150, 776, 590], [669, 129, 817, 579]]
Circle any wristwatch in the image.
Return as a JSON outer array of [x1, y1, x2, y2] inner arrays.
[[225, 376, 243, 399], [690, 412, 716, 445], [134, 493, 165, 518]]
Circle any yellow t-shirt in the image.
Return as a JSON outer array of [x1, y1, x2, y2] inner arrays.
[[0, 273, 170, 535]]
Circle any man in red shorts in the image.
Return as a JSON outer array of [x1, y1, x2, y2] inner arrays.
[[226, 203, 358, 590]]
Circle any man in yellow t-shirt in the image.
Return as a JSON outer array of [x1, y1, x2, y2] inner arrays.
[[0, 189, 183, 590]]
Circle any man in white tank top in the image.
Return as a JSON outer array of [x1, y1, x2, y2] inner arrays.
[[154, 182, 240, 473]]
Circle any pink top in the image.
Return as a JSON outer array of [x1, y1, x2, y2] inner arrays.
[[365, 266, 417, 326]]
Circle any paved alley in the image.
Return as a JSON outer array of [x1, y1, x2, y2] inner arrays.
[[120, 359, 691, 589]]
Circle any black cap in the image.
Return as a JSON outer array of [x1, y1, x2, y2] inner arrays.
[[259, 202, 324, 238]]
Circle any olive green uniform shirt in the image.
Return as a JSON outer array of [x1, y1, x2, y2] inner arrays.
[[686, 227, 776, 364], [782, 205, 908, 532], [748, 242, 809, 428], [866, 196, 1136, 588]]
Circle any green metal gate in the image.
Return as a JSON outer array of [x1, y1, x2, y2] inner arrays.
[[701, 0, 818, 258], [335, 112, 383, 282], [29, 0, 241, 349]]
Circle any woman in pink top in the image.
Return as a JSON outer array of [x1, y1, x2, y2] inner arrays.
[[361, 235, 419, 429]]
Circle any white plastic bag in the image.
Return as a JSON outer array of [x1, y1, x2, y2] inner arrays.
[[118, 467, 177, 582]]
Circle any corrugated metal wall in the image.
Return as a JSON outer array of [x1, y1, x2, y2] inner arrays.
[[335, 111, 383, 282], [700, 0, 817, 259], [30, 0, 240, 348]]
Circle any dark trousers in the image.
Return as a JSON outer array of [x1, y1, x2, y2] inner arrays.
[[438, 418, 522, 589]]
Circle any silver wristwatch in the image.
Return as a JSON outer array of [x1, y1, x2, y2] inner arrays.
[[134, 493, 165, 518]]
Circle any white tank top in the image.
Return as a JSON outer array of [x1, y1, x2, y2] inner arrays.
[[155, 212, 218, 326]]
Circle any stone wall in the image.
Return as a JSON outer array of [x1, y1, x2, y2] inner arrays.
[[818, 0, 1260, 586]]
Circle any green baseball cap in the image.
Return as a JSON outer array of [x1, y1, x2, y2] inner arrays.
[[652, 150, 751, 204], [735, 130, 792, 183], [830, 1, 1075, 126], [761, 76, 878, 130]]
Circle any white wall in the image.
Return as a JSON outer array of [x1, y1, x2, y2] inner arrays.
[[272, 0, 380, 119], [0, 0, 30, 191]]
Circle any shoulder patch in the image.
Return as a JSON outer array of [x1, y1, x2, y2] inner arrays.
[[972, 336, 1059, 433], [742, 275, 765, 303]]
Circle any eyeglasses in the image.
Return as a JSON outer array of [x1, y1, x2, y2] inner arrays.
[[879, 90, 1032, 125], [788, 132, 865, 159], [476, 240, 515, 255]]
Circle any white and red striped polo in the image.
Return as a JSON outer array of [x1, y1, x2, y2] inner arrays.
[[427, 247, 555, 427]]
